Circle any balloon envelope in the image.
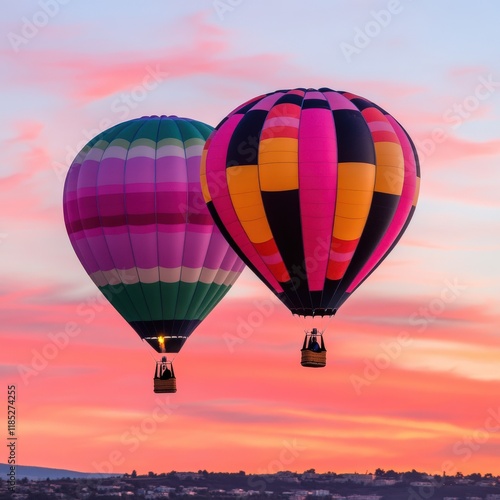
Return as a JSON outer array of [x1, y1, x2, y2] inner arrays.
[[201, 88, 420, 317], [63, 115, 245, 352]]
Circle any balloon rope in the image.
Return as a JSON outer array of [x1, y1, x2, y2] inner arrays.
[[292, 311, 336, 337], [325, 312, 335, 332], [142, 340, 158, 362], [141, 339, 178, 364]]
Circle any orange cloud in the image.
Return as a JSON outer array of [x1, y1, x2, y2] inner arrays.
[[5, 284, 500, 476]]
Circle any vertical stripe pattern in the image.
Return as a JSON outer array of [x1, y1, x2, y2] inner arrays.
[[201, 88, 420, 317], [63, 116, 245, 352]]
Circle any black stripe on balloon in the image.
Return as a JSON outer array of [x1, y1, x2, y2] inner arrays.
[[226, 110, 268, 167], [274, 93, 304, 106], [348, 97, 387, 115], [260, 190, 311, 311], [302, 99, 330, 110], [215, 115, 229, 130], [287, 289, 336, 317], [143, 337, 187, 354], [234, 101, 261, 116], [332, 109, 376, 164], [320, 278, 342, 310], [234, 92, 275, 116], [206, 201, 279, 302], [276, 291, 296, 312], [406, 126, 421, 178], [337, 203, 417, 310], [129, 320, 201, 353], [325, 191, 400, 310]]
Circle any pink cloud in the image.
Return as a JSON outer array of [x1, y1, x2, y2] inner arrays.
[[415, 134, 500, 164], [7, 120, 44, 144], [447, 65, 493, 78], [1, 12, 303, 105], [1, 119, 50, 185]]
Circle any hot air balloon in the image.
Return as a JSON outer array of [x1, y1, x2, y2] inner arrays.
[[201, 88, 420, 367], [63, 115, 245, 392]]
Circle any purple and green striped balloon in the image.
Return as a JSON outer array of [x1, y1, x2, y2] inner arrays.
[[63, 116, 245, 353]]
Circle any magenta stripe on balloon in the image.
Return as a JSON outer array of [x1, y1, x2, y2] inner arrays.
[[263, 116, 299, 130], [104, 232, 136, 269], [206, 115, 283, 293], [202, 230, 236, 270], [67, 212, 214, 234], [71, 236, 102, 274], [130, 230, 158, 269], [155, 156, 188, 183], [125, 156, 156, 184], [103, 225, 133, 236], [181, 229, 213, 268], [186, 155, 203, 183], [231, 93, 270, 113], [158, 231, 186, 268], [324, 92, 358, 111], [96, 157, 126, 185], [156, 181, 191, 193], [83, 233, 118, 272], [298, 103, 337, 292], [248, 91, 285, 111], [76, 159, 100, 188]]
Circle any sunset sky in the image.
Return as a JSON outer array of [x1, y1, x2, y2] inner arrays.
[[2, 0, 500, 477]]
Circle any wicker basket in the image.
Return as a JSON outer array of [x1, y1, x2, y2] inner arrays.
[[154, 378, 177, 393], [301, 349, 326, 368]]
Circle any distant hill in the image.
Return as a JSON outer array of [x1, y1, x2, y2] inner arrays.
[[0, 463, 121, 480]]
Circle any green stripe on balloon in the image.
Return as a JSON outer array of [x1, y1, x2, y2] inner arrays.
[[99, 281, 231, 322]]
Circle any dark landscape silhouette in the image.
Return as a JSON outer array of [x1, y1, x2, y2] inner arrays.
[[2, 464, 500, 499]]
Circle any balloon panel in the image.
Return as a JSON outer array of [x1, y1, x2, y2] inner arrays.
[[202, 89, 420, 317], [64, 116, 244, 352]]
